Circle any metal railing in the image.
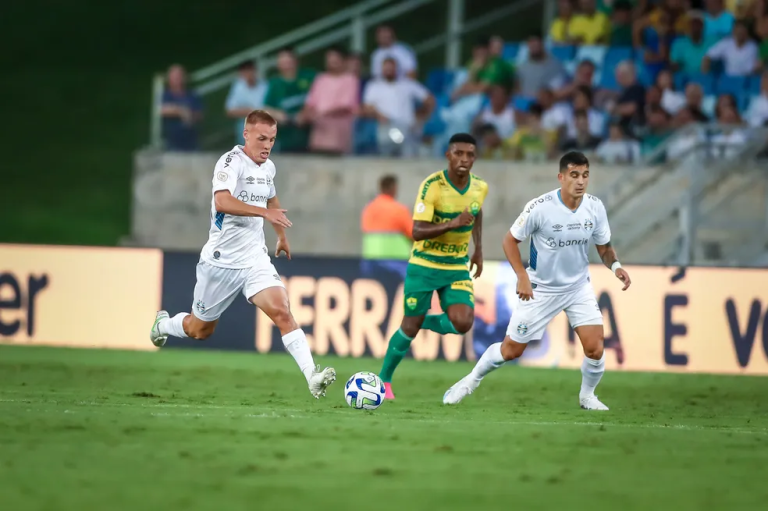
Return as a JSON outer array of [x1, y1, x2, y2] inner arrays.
[[148, 0, 540, 148]]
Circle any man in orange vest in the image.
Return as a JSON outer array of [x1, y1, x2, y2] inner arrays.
[[361, 175, 413, 262]]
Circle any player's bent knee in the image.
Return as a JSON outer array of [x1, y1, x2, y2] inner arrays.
[[447, 307, 474, 334], [400, 316, 423, 338], [188, 323, 215, 340], [269, 306, 297, 331], [584, 344, 604, 360], [452, 316, 473, 334]]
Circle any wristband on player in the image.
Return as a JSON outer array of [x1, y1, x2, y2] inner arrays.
[[611, 261, 622, 273]]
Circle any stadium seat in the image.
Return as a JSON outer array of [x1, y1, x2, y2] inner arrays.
[[687, 73, 716, 95], [603, 46, 634, 68], [575, 45, 607, 68], [599, 69, 620, 91], [716, 75, 747, 97], [551, 45, 576, 63], [748, 74, 761, 95], [512, 96, 535, 112], [502, 43, 519, 62], [426, 69, 457, 96]]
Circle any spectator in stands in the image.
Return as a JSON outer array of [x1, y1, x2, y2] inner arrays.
[[750, 0, 768, 63], [347, 52, 369, 102], [666, 108, 706, 163], [539, 87, 570, 136], [555, 59, 596, 102], [703, 20, 760, 75], [453, 37, 514, 100], [300, 47, 359, 155], [504, 103, 554, 161], [670, 12, 713, 75], [657, 69, 687, 114], [704, 0, 736, 42], [566, 85, 606, 139], [225, 60, 268, 145], [160, 64, 203, 152], [362, 57, 434, 157], [550, 0, 576, 44], [370, 25, 417, 80], [638, 0, 690, 40], [711, 102, 747, 158], [610, 1, 634, 46], [645, 85, 664, 118], [639, 6, 677, 83], [360, 175, 413, 263], [473, 85, 516, 157], [264, 48, 316, 153], [641, 106, 673, 154], [569, 0, 611, 44], [489, 35, 505, 58], [612, 61, 646, 133], [675, 82, 710, 123], [746, 70, 768, 126], [560, 110, 602, 151], [516, 33, 566, 97], [596, 123, 642, 163]]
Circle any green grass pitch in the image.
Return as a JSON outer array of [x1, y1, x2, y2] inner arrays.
[[1, 345, 767, 510]]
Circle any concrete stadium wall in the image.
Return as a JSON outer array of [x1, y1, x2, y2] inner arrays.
[[131, 150, 633, 259]]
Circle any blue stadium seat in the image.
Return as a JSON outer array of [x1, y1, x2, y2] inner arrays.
[[748, 74, 762, 95], [716, 75, 748, 96], [687, 73, 716, 95], [502, 43, 519, 62], [674, 72, 688, 91], [575, 45, 607, 68], [353, 118, 378, 155], [423, 93, 450, 137], [551, 45, 576, 63], [426, 69, 456, 96], [512, 96, 535, 112], [603, 46, 633, 68], [599, 69, 620, 91]]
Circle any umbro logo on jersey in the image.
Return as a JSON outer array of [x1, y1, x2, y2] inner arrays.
[[246, 176, 256, 185], [552, 224, 563, 232]]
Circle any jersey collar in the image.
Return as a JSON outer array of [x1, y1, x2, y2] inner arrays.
[[557, 190, 583, 213], [443, 169, 471, 195]]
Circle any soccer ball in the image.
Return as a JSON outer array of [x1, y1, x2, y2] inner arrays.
[[344, 372, 385, 410]]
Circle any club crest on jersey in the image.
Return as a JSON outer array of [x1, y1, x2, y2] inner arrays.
[[470, 201, 480, 214], [584, 219, 594, 230], [196, 300, 206, 314], [406, 296, 418, 310], [517, 322, 529, 335], [217, 171, 228, 182], [416, 202, 426, 213]]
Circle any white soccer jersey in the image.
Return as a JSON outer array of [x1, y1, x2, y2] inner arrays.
[[200, 146, 277, 269], [510, 189, 611, 294]]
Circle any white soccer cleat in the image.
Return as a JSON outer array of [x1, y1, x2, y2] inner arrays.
[[308, 365, 336, 399], [150, 310, 169, 348], [442, 375, 480, 405], [580, 394, 609, 411]]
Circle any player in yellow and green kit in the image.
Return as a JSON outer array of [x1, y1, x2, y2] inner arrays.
[[380, 133, 488, 399]]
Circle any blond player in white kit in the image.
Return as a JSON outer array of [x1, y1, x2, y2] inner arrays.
[[149, 110, 336, 399], [443, 151, 631, 410]]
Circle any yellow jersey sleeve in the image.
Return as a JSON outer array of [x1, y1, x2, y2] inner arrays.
[[413, 178, 440, 222]]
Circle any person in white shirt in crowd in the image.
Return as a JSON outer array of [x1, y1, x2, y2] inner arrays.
[[596, 123, 642, 164], [516, 32, 566, 98], [362, 57, 435, 157], [565, 86, 605, 140], [711, 102, 748, 159], [538, 87, 571, 137], [473, 85, 516, 156], [370, 25, 417, 80], [702, 20, 759, 76], [746, 70, 768, 127], [657, 69, 686, 115], [226, 61, 269, 144], [560, 110, 602, 153]]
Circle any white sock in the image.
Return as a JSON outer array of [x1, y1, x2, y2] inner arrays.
[[580, 352, 606, 398], [158, 313, 189, 338], [469, 342, 506, 382], [282, 329, 315, 383]]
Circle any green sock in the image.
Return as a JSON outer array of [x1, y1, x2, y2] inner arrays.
[[421, 313, 459, 335], [379, 329, 414, 383]]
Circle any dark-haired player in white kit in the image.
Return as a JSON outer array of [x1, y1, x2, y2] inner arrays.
[[149, 110, 336, 399], [443, 151, 631, 410]]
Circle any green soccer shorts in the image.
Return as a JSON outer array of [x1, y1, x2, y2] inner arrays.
[[402, 263, 474, 317]]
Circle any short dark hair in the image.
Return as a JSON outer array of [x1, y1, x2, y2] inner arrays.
[[276, 46, 296, 56], [474, 36, 491, 49], [559, 151, 590, 172], [573, 109, 588, 120], [379, 175, 397, 193], [528, 103, 544, 117], [327, 45, 347, 57], [238, 60, 255, 71], [449, 133, 477, 146], [614, 1, 632, 12], [245, 109, 277, 126], [575, 85, 593, 105]]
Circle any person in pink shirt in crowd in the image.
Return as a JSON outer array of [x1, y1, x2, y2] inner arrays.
[[299, 46, 360, 155]]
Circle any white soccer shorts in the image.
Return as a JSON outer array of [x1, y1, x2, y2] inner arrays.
[[192, 256, 284, 321], [505, 282, 602, 343]]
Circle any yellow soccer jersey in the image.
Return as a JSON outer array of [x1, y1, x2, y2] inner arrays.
[[409, 170, 489, 271]]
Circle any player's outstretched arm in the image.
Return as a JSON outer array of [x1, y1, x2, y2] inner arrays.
[[412, 209, 473, 241], [214, 190, 292, 228], [596, 242, 631, 291], [502, 232, 534, 300], [268, 196, 291, 259]]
